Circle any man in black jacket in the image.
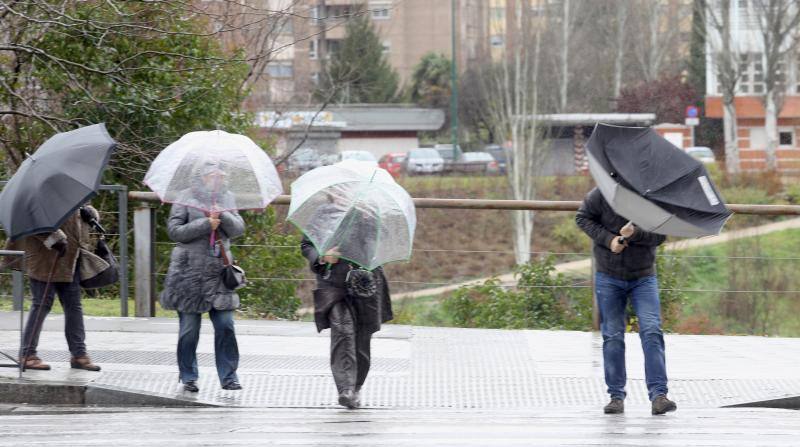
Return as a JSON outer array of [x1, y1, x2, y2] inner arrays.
[[576, 188, 677, 416]]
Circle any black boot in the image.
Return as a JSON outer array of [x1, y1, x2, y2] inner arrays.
[[651, 395, 677, 415], [338, 389, 357, 409], [183, 381, 199, 393], [603, 398, 624, 414]]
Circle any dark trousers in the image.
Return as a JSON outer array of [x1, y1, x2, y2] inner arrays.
[[177, 309, 239, 386], [329, 300, 372, 393], [22, 268, 86, 358]]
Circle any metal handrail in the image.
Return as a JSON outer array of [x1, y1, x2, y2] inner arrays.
[[128, 191, 800, 215]]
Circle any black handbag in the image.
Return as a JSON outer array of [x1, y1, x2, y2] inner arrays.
[[218, 240, 246, 290], [80, 238, 120, 289], [345, 266, 378, 299]]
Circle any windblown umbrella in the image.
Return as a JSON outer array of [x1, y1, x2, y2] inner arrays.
[[144, 130, 283, 214], [586, 123, 732, 237], [288, 160, 416, 270], [0, 123, 117, 240]]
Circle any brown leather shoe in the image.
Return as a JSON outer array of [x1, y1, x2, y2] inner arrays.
[[70, 355, 101, 371], [20, 355, 51, 370]]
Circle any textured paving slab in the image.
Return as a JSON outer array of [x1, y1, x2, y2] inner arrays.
[[0, 314, 798, 409], [0, 406, 798, 446]]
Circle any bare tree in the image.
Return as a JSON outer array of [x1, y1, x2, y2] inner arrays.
[[630, 0, 691, 81], [612, 1, 630, 100], [753, 0, 800, 171], [476, 0, 548, 265], [0, 0, 332, 179], [705, 0, 745, 174]]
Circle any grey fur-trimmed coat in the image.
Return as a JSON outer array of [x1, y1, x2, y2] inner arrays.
[[160, 203, 245, 313]]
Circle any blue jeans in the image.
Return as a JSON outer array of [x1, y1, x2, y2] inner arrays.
[[596, 272, 668, 401], [22, 267, 86, 358], [177, 309, 239, 386]]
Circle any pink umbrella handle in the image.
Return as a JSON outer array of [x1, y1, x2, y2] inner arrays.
[[210, 229, 217, 248]]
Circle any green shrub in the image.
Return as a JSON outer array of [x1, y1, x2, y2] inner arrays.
[[235, 208, 306, 319], [443, 256, 592, 330], [551, 215, 591, 254]]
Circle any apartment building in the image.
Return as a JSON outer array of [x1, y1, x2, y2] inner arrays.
[[240, 0, 511, 108], [704, 0, 800, 172]]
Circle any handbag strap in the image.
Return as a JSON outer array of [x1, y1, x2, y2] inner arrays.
[[215, 231, 232, 267]]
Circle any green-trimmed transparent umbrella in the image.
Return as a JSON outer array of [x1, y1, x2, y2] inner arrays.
[[288, 160, 416, 270]]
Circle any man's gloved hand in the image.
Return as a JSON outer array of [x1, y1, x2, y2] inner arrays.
[[51, 240, 67, 257], [44, 230, 68, 257], [609, 236, 628, 254], [80, 207, 94, 224], [620, 221, 636, 239]]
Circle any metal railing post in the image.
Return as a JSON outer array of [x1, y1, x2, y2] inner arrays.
[[117, 186, 129, 317], [1, 249, 26, 378], [134, 202, 156, 317]]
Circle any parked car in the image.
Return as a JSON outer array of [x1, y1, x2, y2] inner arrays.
[[338, 150, 378, 166], [287, 148, 322, 173], [685, 146, 715, 164], [484, 145, 511, 174], [378, 152, 407, 177], [434, 144, 463, 172], [452, 151, 500, 175], [404, 148, 445, 175]]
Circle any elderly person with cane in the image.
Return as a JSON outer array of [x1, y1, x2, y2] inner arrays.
[[6, 205, 103, 371]]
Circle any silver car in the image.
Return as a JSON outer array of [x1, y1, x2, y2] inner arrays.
[[404, 148, 445, 175]]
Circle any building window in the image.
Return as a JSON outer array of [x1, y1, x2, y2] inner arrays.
[[266, 62, 293, 78], [370, 1, 391, 19], [490, 35, 504, 48], [737, 0, 759, 30], [381, 40, 391, 54], [326, 39, 341, 58], [311, 72, 320, 85], [309, 39, 318, 60], [738, 52, 764, 95], [310, 5, 320, 20], [779, 130, 794, 147]]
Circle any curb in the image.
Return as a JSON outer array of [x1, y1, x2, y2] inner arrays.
[[0, 379, 216, 407]]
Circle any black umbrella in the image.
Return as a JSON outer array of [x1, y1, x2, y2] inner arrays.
[[0, 123, 117, 240], [586, 123, 732, 237]]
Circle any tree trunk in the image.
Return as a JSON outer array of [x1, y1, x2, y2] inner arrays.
[[612, 2, 628, 102], [764, 91, 779, 171], [723, 99, 740, 174], [512, 209, 533, 265], [559, 0, 570, 111]]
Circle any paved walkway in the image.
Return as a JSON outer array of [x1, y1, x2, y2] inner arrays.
[[0, 314, 798, 445], [0, 313, 798, 409], [0, 406, 798, 446], [394, 217, 800, 300]]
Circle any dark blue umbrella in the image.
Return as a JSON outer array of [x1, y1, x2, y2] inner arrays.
[[0, 123, 117, 240]]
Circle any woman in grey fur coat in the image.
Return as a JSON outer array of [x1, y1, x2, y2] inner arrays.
[[160, 167, 245, 392]]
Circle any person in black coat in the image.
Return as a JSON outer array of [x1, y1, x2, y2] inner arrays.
[[301, 235, 393, 409]]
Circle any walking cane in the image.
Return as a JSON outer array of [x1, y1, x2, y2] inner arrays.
[[19, 254, 60, 372]]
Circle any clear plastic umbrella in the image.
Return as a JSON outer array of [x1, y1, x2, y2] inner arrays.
[[288, 160, 416, 270], [144, 130, 283, 213]]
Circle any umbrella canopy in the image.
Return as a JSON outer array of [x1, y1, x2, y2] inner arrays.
[[0, 123, 116, 240], [144, 130, 283, 213], [586, 123, 732, 238], [288, 160, 416, 270]]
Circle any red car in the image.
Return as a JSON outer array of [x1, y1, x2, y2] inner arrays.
[[378, 152, 407, 178]]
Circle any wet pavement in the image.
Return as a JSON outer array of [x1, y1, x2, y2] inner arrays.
[[0, 312, 798, 445], [0, 405, 797, 446]]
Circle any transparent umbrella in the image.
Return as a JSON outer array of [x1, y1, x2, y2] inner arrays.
[[288, 160, 416, 270], [144, 130, 283, 213]]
